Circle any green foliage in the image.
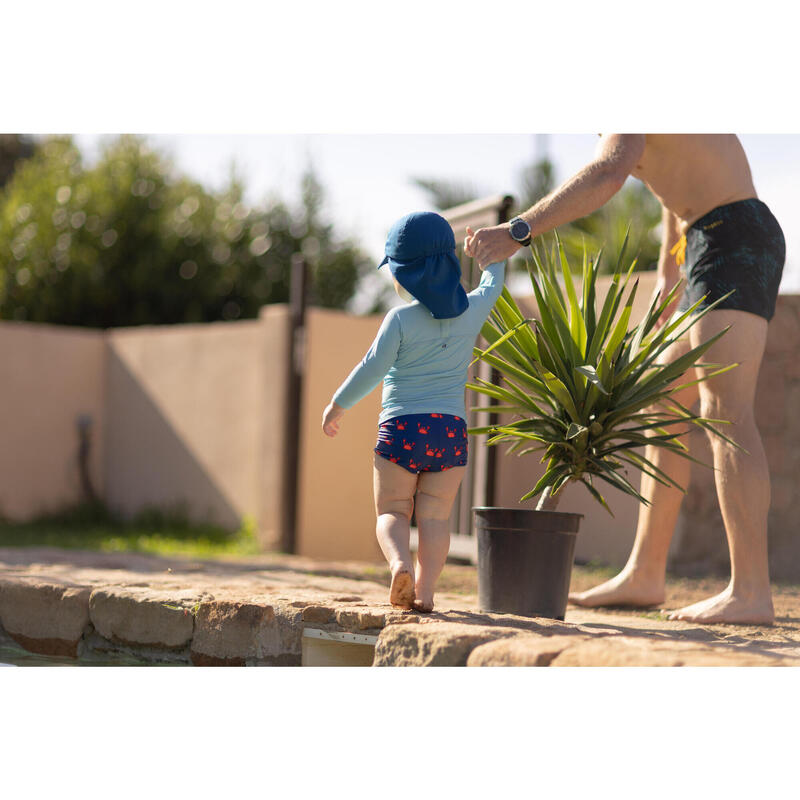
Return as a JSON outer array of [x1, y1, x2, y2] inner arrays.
[[556, 180, 662, 272], [413, 152, 661, 276], [0, 136, 370, 327], [0, 134, 36, 190], [517, 156, 556, 210], [468, 231, 738, 512], [410, 176, 483, 211], [0, 501, 262, 559], [515, 158, 662, 273]]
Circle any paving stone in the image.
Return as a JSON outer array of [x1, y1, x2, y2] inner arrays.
[[467, 635, 587, 666], [0, 577, 92, 658], [301, 605, 334, 624], [335, 607, 387, 631], [2, 549, 799, 667], [373, 621, 525, 666], [89, 587, 197, 649], [550, 635, 791, 666]]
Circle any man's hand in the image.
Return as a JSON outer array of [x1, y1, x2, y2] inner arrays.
[[322, 401, 345, 437], [464, 224, 520, 269]]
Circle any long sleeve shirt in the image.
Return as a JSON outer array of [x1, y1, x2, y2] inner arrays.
[[332, 262, 505, 423]]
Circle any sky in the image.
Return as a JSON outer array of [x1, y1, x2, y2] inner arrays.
[[73, 133, 800, 307]]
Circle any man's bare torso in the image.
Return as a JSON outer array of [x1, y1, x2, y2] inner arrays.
[[630, 134, 757, 229]]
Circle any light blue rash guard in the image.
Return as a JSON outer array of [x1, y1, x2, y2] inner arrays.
[[333, 262, 505, 423]]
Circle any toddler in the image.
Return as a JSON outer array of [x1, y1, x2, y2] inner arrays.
[[322, 211, 505, 612]]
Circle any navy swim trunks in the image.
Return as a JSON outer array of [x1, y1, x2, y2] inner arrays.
[[676, 198, 785, 321], [374, 413, 468, 474]]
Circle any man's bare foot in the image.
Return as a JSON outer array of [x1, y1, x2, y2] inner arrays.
[[667, 585, 774, 625], [389, 566, 415, 609], [568, 570, 665, 609]]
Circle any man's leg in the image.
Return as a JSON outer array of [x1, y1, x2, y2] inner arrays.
[[569, 336, 698, 608], [373, 454, 419, 608], [413, 466, 466, 612], [668, 308, 774, 623]]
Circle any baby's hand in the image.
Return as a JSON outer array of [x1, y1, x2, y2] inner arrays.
[[464, 225, 476, 257], [322, 401, 345, 437]]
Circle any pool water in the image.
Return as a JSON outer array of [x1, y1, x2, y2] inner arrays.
[[0, 631, 171, 666], [0, 645, 160, 666]]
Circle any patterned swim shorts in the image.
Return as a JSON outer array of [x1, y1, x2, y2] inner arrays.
[[676, 198, 785, 321], [374, 413, 468, 474]]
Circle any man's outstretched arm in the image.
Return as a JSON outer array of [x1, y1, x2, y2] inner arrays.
[[465, 134, 646, 267]]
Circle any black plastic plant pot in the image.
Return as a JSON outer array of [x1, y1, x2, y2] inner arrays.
[[472, 507, 582, 621]]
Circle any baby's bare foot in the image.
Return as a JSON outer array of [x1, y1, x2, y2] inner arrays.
[[411, 599, 434, 614], [390, 565, 415, 609]]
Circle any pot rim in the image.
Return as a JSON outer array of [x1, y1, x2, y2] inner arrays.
[[472, 505, 583, 533]]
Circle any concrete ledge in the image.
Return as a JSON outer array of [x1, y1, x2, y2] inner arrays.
[[2, 549, 799, 667], [0, 577, 92, 659]]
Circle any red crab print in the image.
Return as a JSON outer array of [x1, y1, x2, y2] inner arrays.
[[402, 439, 413, 450], [396, 421, 407, 430], [389, 456, 399, 463], [408, 458, 419, 470], [430, 413, 442, 418], [454, 447, 463, 457], [417, 423, 430, 434], [383, 437, 394, 446], [445, 427, 456, 438], [434, 449, 444, 458], [425, 445, 435, 456]]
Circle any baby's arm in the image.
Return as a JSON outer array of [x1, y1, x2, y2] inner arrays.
[[321, 310, 402, 438], [467, 260, 506, 317]]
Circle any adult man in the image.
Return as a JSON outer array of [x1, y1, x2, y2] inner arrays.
[[465, 135, 785, 624]]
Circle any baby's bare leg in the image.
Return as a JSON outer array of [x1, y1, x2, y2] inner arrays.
[[373, 454, 419, 608], [413, 466, 466, 612]]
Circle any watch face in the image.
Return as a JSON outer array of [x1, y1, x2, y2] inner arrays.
[[510, 219, 530, 241]]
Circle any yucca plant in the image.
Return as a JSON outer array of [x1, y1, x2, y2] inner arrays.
[[468, 231, 738, 514]]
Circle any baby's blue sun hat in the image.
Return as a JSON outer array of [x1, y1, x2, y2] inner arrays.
[[378, 211, 468, 319]]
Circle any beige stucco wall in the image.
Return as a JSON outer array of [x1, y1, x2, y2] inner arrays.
[[103, 318, 270, 533], [293, 273, 661, 564], [0, 322, 105, 519], [6, 267, 799, 578], [296, 308, 384, 562], [672, 295, 800, 579]]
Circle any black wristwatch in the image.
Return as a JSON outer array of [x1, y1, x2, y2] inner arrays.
[[508, 216, 532, 247]]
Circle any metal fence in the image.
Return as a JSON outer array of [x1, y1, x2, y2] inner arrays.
[[442, 195, 513, 548]]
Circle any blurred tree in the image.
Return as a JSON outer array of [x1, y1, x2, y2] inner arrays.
[[0, 135, 36, 190], [413, 154, 660, 275], [554, 178, 662, 271], [517, 155, 556, 210], [0, 135, 371, 326], [410, 177, 482, 211], [515, 154, 661, 272]]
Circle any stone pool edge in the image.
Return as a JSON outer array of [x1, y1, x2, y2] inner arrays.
[[1, 573, 796, 667]]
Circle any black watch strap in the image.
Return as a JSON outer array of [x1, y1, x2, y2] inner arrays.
[[509, 216, 532, 247]]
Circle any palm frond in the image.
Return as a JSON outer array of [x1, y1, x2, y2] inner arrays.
[[468, 229, 739, 512]]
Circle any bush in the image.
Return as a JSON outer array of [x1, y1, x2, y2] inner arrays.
[[0, 135, 372, 327]]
